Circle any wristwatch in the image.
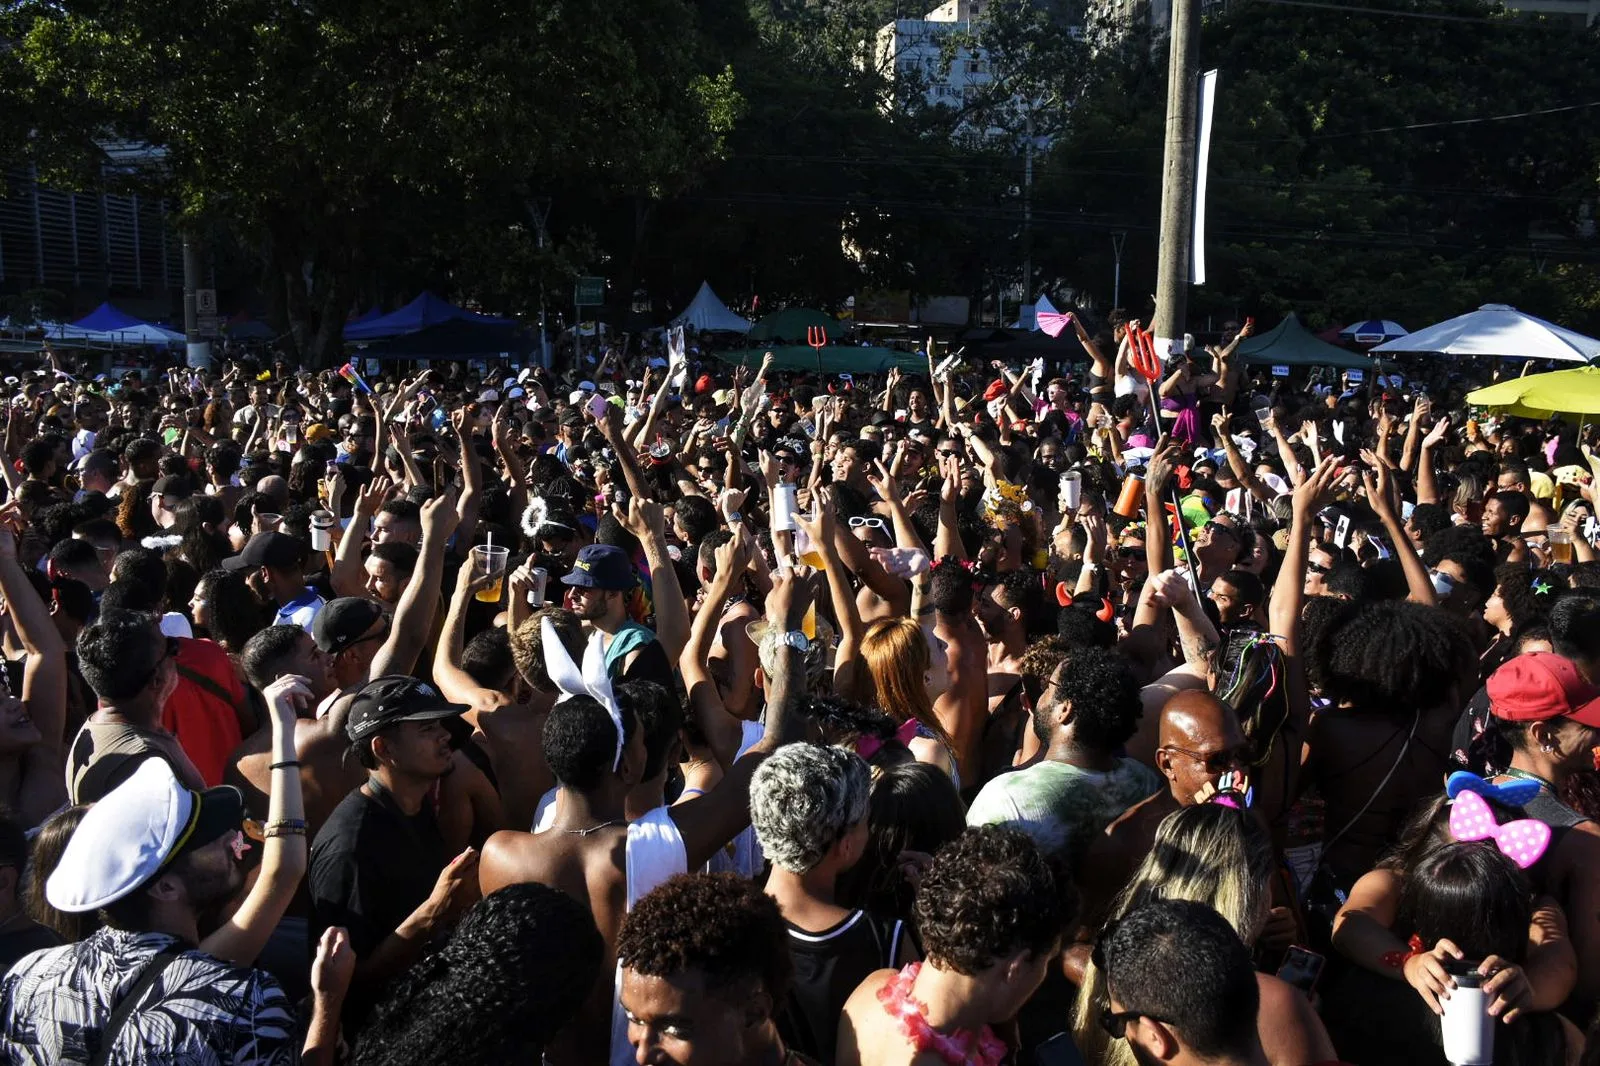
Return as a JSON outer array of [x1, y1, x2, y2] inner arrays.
[[777, 630, 811, 653]]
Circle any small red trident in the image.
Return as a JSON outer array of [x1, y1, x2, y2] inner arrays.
[[806, 324, 828, 370]]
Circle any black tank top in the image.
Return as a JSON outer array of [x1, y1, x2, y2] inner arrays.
[[778, 910, 907, 1062]]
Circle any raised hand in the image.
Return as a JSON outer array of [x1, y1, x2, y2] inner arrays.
[[311, 927, 356, 1001], [1293, 455, 1342, 518], [262, 674, 313, 723], [617, 496, 668, 541], [1423, 415, 1451, 449], [356, 474, 394, 516], [794, 485, 836, 548], [421, 486, 462, 543]]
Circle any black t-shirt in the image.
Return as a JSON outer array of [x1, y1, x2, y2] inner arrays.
[[0, 918, 61, 975], [778, 910, 908, 1063], [618, 637, 674, 688], [308, 778, 447, 1020]]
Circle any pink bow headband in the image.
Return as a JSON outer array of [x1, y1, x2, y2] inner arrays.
[[1449, 790, 1550, 869]]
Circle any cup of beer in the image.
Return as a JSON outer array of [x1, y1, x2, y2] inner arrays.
[[1548, 528, 1573, 564], [471, 545, 511, 603]]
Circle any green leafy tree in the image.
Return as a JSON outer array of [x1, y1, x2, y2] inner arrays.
[[8, 0, 739, 364]]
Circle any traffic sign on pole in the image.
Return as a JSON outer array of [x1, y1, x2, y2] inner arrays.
[[574, 277, 606, 306]]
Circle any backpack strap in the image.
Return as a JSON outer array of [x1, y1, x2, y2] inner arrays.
[[87, 949, 180, 1066]]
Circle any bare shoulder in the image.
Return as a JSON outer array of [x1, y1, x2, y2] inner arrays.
[[843, 967, 895, 1013]]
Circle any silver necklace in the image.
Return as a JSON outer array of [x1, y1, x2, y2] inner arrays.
[[559, 819, 621, 836]]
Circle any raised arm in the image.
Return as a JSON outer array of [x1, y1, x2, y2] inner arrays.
[[201, 674, 311, 965], [679, 537, 748, 768], [1212, 412, 1271, 503], [330, 475, 392, 598], [1361, 451, 1436, 607], [598, 404, 653, 503], [1416, 416, 1450, 506], [432, 562, 509, 713], [1143, 437, 1179, 578], [796, 489, 865, 701], [452, 412, 484, 546], [617, 497, 689, 663], [370, 489, 460, 679], [670, 568, 808, 868], [932, 454, 966, 563], [0, 506, 66, 825]]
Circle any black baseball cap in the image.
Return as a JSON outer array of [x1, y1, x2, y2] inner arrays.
[[312, 597, 388, 656], [152, 475, 194, 500], [223, 531, 304, 572], [561, 544, 635, 591], [345, 675, 469, 745]]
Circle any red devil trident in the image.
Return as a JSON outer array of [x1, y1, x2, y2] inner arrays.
[[806, 324, 828, 373], [1128, 321, 1201, 593]]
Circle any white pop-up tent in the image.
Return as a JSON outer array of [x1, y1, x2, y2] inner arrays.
[[1372, 304, 1600, 363], [669, 282, 752, 334]]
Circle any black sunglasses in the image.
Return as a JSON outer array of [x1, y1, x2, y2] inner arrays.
[[1306, 560, 1331, 575], [140, 636, 181, 690], [1203, 520, 1239, 541], [1100, 1005, 1175, 1039]]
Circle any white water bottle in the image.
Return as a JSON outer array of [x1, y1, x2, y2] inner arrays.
[[772, 483, 798, 532], [1440, 970, 1494, 1065]]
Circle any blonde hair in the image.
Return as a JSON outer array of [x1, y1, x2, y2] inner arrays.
[[1072, 804, 1274, 1066], [860, 617, 952, 748]]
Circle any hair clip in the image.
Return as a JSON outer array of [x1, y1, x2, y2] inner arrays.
[[1449, 790, 1550, 868], [1445, 771, 1541, 808], [1532, 578, 1552, 595]]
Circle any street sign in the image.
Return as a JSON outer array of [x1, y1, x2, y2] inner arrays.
[[195, 289, 217, 314], [574, 277, 606, 307], [196, 314, 222, 336]]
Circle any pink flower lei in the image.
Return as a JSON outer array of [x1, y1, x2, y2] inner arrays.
[[876, 962, 1008, 1066]]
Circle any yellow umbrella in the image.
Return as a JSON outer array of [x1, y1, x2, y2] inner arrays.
[[1466, 365, 1600, 418]]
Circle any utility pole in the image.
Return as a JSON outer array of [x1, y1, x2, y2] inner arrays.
[[1111, 230, 1127, 310], [1021, 113, 1033, 324], [181, 233, 210, 370], [1152, 0, 1199, 354]]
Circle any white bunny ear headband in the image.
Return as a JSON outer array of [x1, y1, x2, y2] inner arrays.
[[540, 616, 625, 771]]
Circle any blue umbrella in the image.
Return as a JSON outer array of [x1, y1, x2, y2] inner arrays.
[[1339, 319, 1408, 346]]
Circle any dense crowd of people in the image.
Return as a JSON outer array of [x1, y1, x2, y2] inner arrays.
[[0, 318, 1597, 1064]]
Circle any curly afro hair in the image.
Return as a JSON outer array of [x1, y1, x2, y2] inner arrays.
[[351, 883, 604, 1066], [1420, 524, 1497, 605], [1492, 563, 1556, 632], [1035, 645, 1143, 752], [617, 872, 792, 1002], [1306, 600, 1476, 714], [914, 825, 1073, 975]]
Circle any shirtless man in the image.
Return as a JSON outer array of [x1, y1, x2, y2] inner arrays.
[[1069, 691, 1249, 982], [475, 568, 810, 1066]]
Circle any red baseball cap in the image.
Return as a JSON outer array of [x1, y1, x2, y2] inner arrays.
[[983, 379, 1008, 402], [1487, 653, 1600, 727]]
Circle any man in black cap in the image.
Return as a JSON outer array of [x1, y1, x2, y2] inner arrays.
[[313, 597, 390, 693], [149, 473, 193, 530], [562, 542, 672, 686], [307, 675, 481, 1027], [225, 530, 324, 631]]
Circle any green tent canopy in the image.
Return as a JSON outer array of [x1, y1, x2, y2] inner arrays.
[[1236, 314, 1386, 371], [746, 308, 844, 344], [714, 345, 924, 375]]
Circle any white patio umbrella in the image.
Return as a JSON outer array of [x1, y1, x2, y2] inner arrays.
[[1371, 303, 1600, 363]]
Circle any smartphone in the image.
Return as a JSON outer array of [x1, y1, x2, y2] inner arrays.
[[1276, 945, 1325, 995], [1401, 500, 1416, 522], [325, 461, 339, 480], [588, 394, 609, 420]]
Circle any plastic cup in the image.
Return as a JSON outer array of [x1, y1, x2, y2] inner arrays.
[[309, 511, 335, 551], [472, 545, 510, 603], [1548, 528, 1573, 564]]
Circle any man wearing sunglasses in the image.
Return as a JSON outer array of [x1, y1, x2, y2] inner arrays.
[[1075, 692, 1251, 969], [68, 610, 203, 803], [1099, 900, 1273, 1066]]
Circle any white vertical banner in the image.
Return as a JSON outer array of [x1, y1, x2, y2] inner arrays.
[[1192, 69, 1219, 286]]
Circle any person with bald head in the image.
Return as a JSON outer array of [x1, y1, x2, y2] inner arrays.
[[1062, 690, 1250, 984], [256, 473, 290, 514]]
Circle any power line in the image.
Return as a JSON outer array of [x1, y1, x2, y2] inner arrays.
[[1248, 0, 1572, 22], [1218, 100, 1600, 145]]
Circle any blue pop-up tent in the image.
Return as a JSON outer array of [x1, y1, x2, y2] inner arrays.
[[344, 292, 514, 341], [46, 303, 184, 345]]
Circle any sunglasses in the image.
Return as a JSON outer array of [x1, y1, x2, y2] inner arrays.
[[849, 516, 887, 530], [937, 449, 960, 458], [1202, 521, 1239, 541], [1306, 560, 1331, 575], [1160, 743, 1247, 775], [140, 636, 181, 690], [1100, 1006, 1175, 1039], [1116, 545, 1143, 559]]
